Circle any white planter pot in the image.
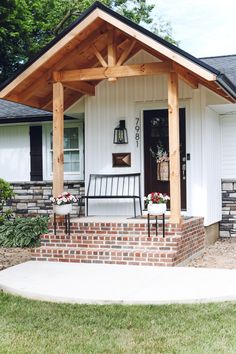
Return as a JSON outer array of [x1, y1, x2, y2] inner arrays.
[[147, 203, 166, 215], [53, 204, 72, 215]]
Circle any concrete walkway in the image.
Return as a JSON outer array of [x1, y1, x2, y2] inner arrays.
[[1, 261, 236, 304]]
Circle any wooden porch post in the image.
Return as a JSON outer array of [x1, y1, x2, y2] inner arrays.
[[168, 72, 182, 224], [53, 81, 64, 197]]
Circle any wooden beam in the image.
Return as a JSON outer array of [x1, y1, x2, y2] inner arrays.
[[92, 44, 108, 67], [173, 63, 199, 89], [168, 72, 182, 224], [0, 10, 101, 98], [56, 62, 171, 82], [53, 81, 64, 197], [16, 28, 108, 103], [107, 29, 117, 82], [97, 9, 217, 82], [117, 40, 136, 66], [63, 81, 95, 95]]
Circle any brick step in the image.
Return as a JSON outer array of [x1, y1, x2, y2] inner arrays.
[[31, 246, 177, 266], [41, 229, 167, 244]]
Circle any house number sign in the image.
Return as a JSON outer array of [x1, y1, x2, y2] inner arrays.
[[135, 117, 140, 147]]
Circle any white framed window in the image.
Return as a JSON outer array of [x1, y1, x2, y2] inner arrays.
[[43, 122, 84, 181]]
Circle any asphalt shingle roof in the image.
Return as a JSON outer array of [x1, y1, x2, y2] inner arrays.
[[0, 99, 51, 119], [200, 55, 236, 86]]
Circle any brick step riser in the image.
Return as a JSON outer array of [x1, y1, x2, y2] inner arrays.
[[31, 248, 178, 266], [39, 239, 204, 251], [31, 218, 205, 267], [31, 244, 204, 267]]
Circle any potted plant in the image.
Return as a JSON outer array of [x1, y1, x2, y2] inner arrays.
[[144, 192, 170, 215], [50, 192, 77, 215]]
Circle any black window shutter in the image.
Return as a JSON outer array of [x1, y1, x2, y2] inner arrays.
[[30, 126, 43, 181]]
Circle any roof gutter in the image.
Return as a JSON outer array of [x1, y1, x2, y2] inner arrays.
[[216, 74, 236, 102]]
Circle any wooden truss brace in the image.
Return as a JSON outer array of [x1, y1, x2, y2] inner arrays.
[[53, 62, 172, 82], [107, 29, 117, 82]]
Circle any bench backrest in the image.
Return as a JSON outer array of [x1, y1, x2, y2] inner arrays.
[[87, 173, 141, 197]]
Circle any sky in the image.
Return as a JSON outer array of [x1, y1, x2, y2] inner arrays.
[[148, 0, 236, 58]]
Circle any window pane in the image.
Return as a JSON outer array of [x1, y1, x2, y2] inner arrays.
[[64, 151, 80, 172], [64, 162, 80, 172], [64, 128, 79, 149], [50, 127, 81, 174]]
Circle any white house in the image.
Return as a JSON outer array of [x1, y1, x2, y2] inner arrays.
[[0, 2, 236, 242]]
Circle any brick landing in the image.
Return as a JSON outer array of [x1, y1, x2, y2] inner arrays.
[[31, 217, 205, 267]]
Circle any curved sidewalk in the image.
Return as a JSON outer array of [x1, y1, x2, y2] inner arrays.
[[1, 261, 236, 304]]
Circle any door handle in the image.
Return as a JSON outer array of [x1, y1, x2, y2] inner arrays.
[[182, 157, 186, 180]]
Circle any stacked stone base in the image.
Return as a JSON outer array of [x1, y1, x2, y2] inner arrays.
[[31, 217, 205, 267], [6, 181, 84, 217], [221, 180, 236, 238]]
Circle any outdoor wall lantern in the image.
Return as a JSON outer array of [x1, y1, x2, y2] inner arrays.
[[113, 120, 128, 144]]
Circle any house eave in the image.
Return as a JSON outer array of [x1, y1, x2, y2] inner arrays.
[[216, 74, 236, 102]]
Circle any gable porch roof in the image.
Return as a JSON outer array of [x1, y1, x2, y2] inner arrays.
[[0, 1, 235, 109]]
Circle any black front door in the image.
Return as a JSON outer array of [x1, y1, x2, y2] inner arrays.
[[143, 108, 186, 210]]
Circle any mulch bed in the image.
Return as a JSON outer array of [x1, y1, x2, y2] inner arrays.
[[0, 248, 31, 271]]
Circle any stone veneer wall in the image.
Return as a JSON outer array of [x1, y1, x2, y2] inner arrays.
[[31, 217, 205, 267], [6, 181, 85, 217], [221, 180, 236, 237]]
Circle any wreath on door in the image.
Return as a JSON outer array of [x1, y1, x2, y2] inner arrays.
[[149, 145, 169, 181]]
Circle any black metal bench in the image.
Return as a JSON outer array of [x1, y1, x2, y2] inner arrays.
[[79, 173, 142, 217]]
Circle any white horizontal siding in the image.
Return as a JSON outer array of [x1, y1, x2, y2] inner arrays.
[[221, 115, 236, 178], [0, 125, 30, 182]]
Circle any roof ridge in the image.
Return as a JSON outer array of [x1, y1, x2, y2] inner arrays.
[[200, 54, 236, 59]]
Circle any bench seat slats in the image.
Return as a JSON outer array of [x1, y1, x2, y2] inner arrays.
[[79, 173, 142, 217]]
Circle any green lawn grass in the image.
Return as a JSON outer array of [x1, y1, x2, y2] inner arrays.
[[1, 293, 236, 354]]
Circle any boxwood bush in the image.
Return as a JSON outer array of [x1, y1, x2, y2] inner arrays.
[[0, 216, 48, 248]]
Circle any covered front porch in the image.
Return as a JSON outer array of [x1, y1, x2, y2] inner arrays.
[[1, 2, 235, 265], [1, 3, 234, 225]]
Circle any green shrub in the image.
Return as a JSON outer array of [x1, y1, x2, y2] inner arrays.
[[0, 216, 48, 248], [0, 178, 14, 224], [0, 178, 14, 207]]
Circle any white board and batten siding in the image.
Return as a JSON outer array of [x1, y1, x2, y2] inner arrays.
[[0, 125, 30, 182], [84, 50, 223, 223], [221, 115, 236, 178], [202, 107, 222, 225], [85, 50, 193, 215]]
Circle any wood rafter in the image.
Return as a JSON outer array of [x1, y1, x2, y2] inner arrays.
[[17, 27, 108, 103], [173, 63, 198, 89], [92, 44, 107, 67], [117, 40, 136, 66], [54, 62, 171, 82], [107, 29, 117, 82], [63, 81, 95, 95], [42, 87, 83, 111]]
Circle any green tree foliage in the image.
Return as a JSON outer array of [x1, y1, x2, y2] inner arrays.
[[0, 0, 177, 83]]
